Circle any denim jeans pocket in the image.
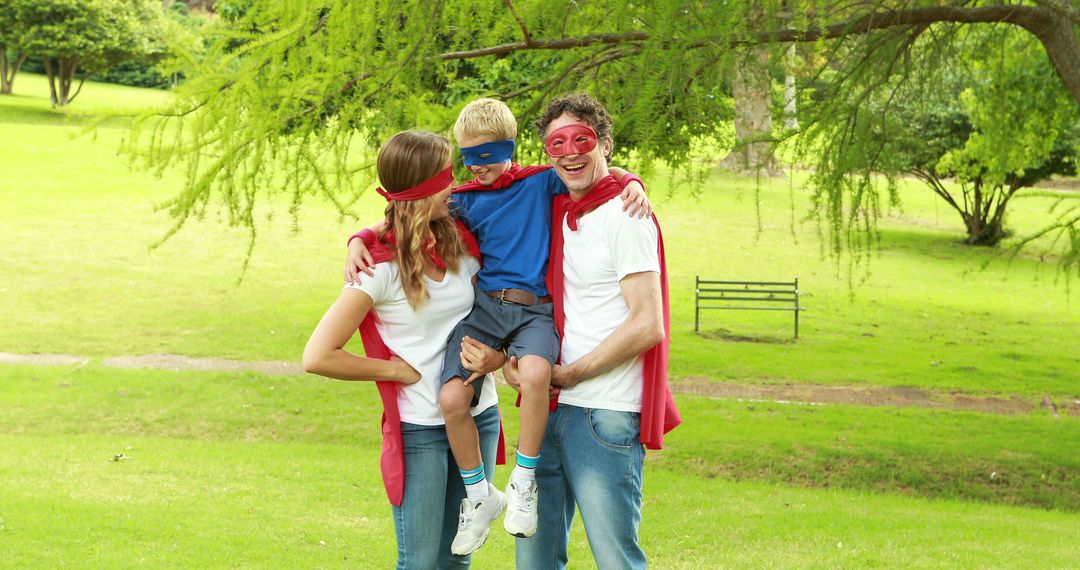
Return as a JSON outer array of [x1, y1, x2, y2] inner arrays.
[[586, 409, 641, 451]]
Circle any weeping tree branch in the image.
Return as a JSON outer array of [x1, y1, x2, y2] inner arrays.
[[428, 4, 1080, 105]]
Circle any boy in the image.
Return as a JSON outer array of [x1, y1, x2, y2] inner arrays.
[[345, 98, 648, 555]]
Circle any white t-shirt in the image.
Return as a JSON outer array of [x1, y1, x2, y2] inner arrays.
[[347, 255, 497, 425], [557, 196, 660, 412]]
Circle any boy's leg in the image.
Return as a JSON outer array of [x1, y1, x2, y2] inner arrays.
[[438, 291, 506, 489], [441, 293, 512, 555], [443, 379, 507, 556], [504, 303, 561, 538], [439, 380, 485, 499]]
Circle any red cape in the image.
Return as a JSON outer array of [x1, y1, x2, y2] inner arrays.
[[547, 175, 682, 450], [453, 163, 552, 193], [357, 220, 505, 506]]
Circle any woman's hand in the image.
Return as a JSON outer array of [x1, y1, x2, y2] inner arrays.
[[461, 336, 506, 385], [389, 355, 421, 384]]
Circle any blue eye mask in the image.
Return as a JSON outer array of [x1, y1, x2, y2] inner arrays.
[[460, 139, 516, 166]]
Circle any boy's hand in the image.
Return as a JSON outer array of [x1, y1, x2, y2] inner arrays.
[[460, 336, 506, 385], [620, 181, 652, 219], [344, 238, 375, 283]]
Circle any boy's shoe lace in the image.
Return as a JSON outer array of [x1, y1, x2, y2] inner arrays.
[[503, 479, 538, 538]]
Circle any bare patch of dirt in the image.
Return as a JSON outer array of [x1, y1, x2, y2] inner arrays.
[[0, 352, 88, 366], [100, 354, 303, 376], [672, 377, 1080, 417]]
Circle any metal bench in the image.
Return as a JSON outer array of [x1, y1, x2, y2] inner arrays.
[[694, 276, 802, 338]]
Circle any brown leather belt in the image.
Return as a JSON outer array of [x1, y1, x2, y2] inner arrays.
[[488, 288, 552, 306]]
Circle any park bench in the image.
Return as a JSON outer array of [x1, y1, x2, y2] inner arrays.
[[694, 276, 802, 338]]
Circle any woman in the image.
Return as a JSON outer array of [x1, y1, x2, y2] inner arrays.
[[303, 130, 505, 569]]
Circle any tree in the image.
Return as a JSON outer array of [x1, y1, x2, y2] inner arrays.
[[0, 0, 29, 95], [15, 0, 167, 107], [121, 0, 1080, 278], [839, 27, 1079, 247], [720, 1, 781, 175]]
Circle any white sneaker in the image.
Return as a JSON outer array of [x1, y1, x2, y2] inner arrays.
[[450, 484, 506, 555], [503, 478, 538, 538]]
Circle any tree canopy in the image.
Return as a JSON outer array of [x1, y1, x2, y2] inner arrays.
[[123, 0, 1080, 280], [7, 0, 169, 106]]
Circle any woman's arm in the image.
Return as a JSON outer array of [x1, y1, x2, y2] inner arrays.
[[302, 288, 420, 383]]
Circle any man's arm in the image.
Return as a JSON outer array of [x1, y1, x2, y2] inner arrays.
[[551, 271, 664, 388]]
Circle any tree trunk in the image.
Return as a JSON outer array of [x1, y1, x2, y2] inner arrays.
[[43, 56, 58, 107], [720, 43, 781, 175], [961, 182, 1012, 246], [0, 50, 23, 95], [46, 56, 79, 108], [783, 43, 798, 131]]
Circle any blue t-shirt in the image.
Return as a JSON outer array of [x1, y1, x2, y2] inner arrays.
[[451, 168, 567, 297]]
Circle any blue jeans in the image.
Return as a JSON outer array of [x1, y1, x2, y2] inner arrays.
[[515, 404, 647, 570], [392, 405, 500, 570]]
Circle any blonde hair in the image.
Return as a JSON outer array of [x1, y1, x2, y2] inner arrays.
[[453, 98, 518, 142], [376, 130, 469, 309]]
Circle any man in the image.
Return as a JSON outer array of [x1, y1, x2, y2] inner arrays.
[[505, 93, 682, 569]]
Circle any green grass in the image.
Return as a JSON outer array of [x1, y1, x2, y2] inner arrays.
[[1, 364, 1078, 568], [1, 75, 1078, 567], [2, 76, 1077, 397]]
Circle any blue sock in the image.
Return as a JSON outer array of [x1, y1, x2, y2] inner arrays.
[[460, 465, 489, 502]]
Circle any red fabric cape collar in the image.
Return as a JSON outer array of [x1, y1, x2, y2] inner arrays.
[[546, 175, 682, 450], [356, 220, 503, 506], [453, 163, 552, 193]]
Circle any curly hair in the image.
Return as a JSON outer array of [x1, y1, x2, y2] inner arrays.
[[376, 130, 469, 309], [534, 93, 613, 163]]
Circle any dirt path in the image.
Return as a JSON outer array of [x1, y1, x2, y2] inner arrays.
[[3, 352, 1076, 417], [673, 377, 1080, 417]]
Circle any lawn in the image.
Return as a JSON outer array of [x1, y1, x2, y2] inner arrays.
[[1, 74, 1078, 568]]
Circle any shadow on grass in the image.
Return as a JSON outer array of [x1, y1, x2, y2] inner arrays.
[[0, 97, 136, 128], [695, 327, 795, 345]]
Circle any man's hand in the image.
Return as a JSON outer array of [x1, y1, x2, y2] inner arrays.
[[344, 238, 375, 284], [550, 364, 582, 389], [460, 336, 506, 385], [620, 180, 652, 219], [389, 355, 421, 385], [502, 356, 522, 393]]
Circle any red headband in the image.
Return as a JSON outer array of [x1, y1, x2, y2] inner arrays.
[[376, 165, 454, 201]]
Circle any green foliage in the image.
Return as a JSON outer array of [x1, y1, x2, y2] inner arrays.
[[937, 30, 1078, 190], [16, 0, 150, 72], [10, 0, 172, 104], [119, 0, 1080, 282], [797, 19, 1080, 264]]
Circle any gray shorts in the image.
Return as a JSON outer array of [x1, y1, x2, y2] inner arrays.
[[441, 285, 561, 406]]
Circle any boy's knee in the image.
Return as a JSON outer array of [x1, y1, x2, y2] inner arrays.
[[517, 357, 552, 395], [438, 380, 472, 417]]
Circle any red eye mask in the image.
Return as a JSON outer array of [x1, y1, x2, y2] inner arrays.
[[544, 123, 598, 157]]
